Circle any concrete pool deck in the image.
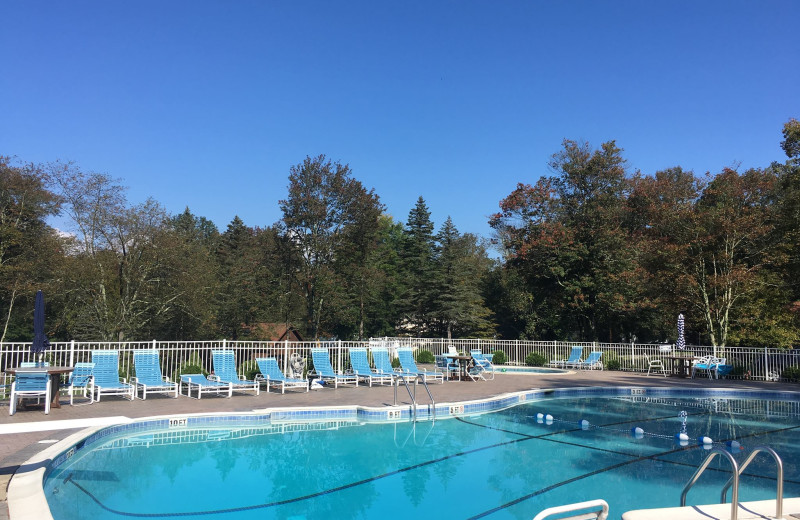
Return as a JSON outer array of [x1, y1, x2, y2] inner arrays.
[[1, 369, 798, 519]]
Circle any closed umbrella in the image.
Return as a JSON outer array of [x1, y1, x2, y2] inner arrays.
[[676, 313, 686, 351], [31, 290, 51, 363]]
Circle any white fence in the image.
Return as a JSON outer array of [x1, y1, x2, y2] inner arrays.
[[1, 337, 799, 385]]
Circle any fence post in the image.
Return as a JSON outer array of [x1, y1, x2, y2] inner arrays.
[[222, 338, 227, 349], [69, 339, 75, 367], [764, 347, 768, 381], [284, 339, 289, 374]]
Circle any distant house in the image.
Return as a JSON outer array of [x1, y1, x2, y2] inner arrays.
[[245, 323, 304, 342]]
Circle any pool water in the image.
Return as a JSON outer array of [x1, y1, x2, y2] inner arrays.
[[44, 396, 800, 519]]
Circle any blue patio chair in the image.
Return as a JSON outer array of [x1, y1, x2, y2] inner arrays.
[[470, 349, 495, 380], [397, 348, 444, 384], [211, 350, 260, 396], [133, 350, 178, 399], [310, 348, 358, 388], [692, 356, 732, 379], [91, 350, 135, 401], [255, 357, 308, 393], [9, 372, 51, 415], [576, 351, 603, 370], [371, 347, 397, 377], [67, 362, 95, 405], [179, 373, 232, 399], [435, 355, 460, 380], [550, 346, 583, 368], [349, 347, 394, 387]]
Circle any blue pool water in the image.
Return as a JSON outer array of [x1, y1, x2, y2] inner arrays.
[[44, 394, 800, 519]]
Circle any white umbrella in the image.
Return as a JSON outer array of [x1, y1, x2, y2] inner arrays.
[[676, 313, 686, 350]]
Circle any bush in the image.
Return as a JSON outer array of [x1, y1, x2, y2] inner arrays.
[[525, 352, 547, 367], [172, 353, 208, 382], [240, 360, 259, 381], [781, 366, 800, 382], [491, 350, 507, 365], [391, 357, 401, 369], [416, 349, 435, 364], [605, 358, 621, 371]]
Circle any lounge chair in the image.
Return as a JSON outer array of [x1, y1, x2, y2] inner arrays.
[[310, 348, 358, 388], [133, 350, 178, 399], [371, 347, 398, 377], [67, 362, 95, 405], [91, 351, 135, 401], [692, 356, 732, 379], [255, 357, 308, 393], [349, 347, 394, 386], [435, 355, 460, 380], [645, 354, 667, 377], [576, 351, 603, 370], [9, 372, 51, 415], [180, 373, 233, 399], [550, 346, 583, 368], [211, 350, 260, 396], [470, 349, 495, 380], [396, 348, 444, 384]]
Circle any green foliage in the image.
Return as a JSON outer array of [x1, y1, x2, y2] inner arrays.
[[416, 349, 434, 364], [491, 350, 507, 365], [525, 352, 547, 367], [604, 355, 621, 371], [781, 366, 800, 382], [240, 360, 259, 381], [172, 353, 208, 382], [391, 357, 401, 369]]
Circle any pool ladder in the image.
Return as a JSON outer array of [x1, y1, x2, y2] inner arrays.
[[681, 445, 783, 520], [393, 373, 435, 422]]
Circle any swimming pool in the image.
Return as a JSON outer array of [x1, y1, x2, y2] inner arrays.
[[42, 390, 800, 520]]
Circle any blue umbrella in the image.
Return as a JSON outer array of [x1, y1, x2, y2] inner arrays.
[[31, 290, 50, 359], [676, 313, 686, 350]]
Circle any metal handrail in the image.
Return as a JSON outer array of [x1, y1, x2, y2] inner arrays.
[[681, 447, 739, 520], [721, 446, 783, 519], [531, 499, 609, 520], [392, 374, 436, 422]]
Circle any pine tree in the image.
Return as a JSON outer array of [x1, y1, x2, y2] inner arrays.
[[398, 197, 438, 336]]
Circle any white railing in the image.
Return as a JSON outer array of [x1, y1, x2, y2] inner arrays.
[[1, 338, 799, 387]]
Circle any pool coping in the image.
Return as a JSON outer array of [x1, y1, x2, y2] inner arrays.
[[9, 385, 800, 520]]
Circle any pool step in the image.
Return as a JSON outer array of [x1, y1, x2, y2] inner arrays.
[[622, 497, 800, 520]]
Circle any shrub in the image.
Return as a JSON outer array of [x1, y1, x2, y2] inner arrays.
[[173, 353, 208, 382], [240, 360, 259, 381], [491, 350, 507, 365], [605, 358, 621, 371], [391, 357, 401, 369], [525, 352, 547, 367], [416, 349, 435, 364], [781, 366, 800, 382]]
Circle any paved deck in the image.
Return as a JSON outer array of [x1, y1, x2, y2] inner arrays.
[[1, 370, 797, 519]]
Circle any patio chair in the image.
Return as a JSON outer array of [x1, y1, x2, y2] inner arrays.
[[550, 346, 583, 368], [67, 362, 95, 405], [470, 349, 495, 380], [576, 351, 603, 370], [91, 350, 135, 401], [435, 355, 460, 380], [712, 358, 734, 378], [645, 354, 667, 377], [9, 372, 51, 415], [371, 347, 398, 377], [132, 350, 178, 399], [396, 348, 444, 384], [310, 348, 359, 388], [179, 373, 233, 399], [211, 350, 260, 396], [349, 347, 394, 387], [255, 357, 308, 393]]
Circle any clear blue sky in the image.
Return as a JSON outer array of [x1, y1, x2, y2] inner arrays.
[[2, 1, 798, 244]]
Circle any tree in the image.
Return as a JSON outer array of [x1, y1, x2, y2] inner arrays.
[[0, 158, 61, 341], [279, 155, 383, 339], [781, 118, 800, 163], [397, 197, 439, 336]]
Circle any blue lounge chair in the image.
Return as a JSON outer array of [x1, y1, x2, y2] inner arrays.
[[310, 348, 358, 388], [692, 356, 733, 379], [550, 346, 583, 368], [470, 349, 495, 380], [211, 350, 260, 396], [67, 362, 95, 405], [577, 351, 603, 370], [179, 374, 233, 399], [133, 350, 178, 399], [9, 372, 51, 415], [397, 348, 444, 384], [349, 347, 394, 387], [371, 347, 397, 377], [255, 357, 308, 393], [435, 354, 460, 380], [91, 351, 135, 401]]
